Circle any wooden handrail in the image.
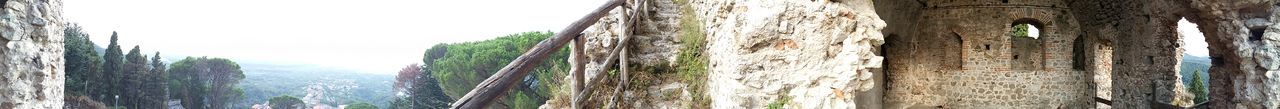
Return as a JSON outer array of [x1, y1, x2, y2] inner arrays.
[[448, 0, 626, 108]]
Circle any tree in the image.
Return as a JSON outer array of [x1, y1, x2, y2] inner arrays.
[[413, 44, 455, 109], [102, 32, 125, 103], [1188, 70, 1209, 103], [386, 97, 413, 109], [268, 95, 304, 109], [145, 52, 169, 109], [421, 31, 568, 108], [123, 46, 148, 108], [344, 102, 378, 109], [62, 23, 101, 96], [1012, 24, 1030, 38], [394, 64, 423, 94], [170, 57, 246, 109]]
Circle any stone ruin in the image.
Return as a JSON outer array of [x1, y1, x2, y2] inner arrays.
[[557, 0, 1280, 108], [873, 0, 1280, 108], [0, 0, 1277, 108]]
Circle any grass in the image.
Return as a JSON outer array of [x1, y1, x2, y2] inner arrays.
[[766, 96, 792, 109], [672, 0, 711, 108]]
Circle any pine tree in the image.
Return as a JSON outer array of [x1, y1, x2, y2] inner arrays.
[[62, 23, 101, 96], [124, 46, 148, 108], [413, 44, 454, 109], [102, 32, 125, 104], [148, 52, 168, 109], [1188, 70, 1209, 103], [170, 57, 245, 109]]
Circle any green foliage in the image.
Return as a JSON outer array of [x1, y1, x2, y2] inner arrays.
[[421, 31, 567, 108], [269, 95, 304, 109], [344, 102, 378, 109], [143, 52, 169, 109], [1012, 24, 1030, 38], [62, 23, 102, 96], [410, 47, 455, 109], [169, 56, 246, 109], [123, 46, 148, 109], [674, 0, 711, 107], [103, 32, 125, 103], [509, 90, 535, 109], [766, 96, 791, 109], [386, 97, 413, 109], [1188, 70, 1209, 103]]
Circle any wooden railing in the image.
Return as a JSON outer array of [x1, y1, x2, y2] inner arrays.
[[449, 0, 646, 108]]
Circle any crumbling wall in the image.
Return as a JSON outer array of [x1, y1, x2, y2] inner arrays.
[[881, 0, 1095, 108], [692, 0, 885, 108], [0, 0, 65, 108], [1182, 0, 1280, 108]]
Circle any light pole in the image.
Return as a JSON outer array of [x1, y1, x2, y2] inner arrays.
[[114, 95, 119, 108]]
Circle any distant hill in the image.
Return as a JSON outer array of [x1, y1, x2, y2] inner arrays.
[[93, 45, 105, 56], [1180, 54, 1210, 87], [233, 61, 396, 108]]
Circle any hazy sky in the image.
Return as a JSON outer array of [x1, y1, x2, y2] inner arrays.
[[63, 0, 606, 74], [1179, 18, 1210, 57]]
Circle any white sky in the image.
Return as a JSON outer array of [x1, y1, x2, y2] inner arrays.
[[63, 0, 607, 74], [1179, 18, 1210, 57]]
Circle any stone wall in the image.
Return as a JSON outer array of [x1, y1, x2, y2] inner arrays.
[[693, 0, 885, 108], [881, 0, 1096, 108], [538, 0, 1280, 108], [0, 0, 65, 108], [1182, 0, 1280, 108]]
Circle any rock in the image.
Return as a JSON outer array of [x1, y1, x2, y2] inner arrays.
[[694, 0, 884, 108], [0, 0, 65, 108]]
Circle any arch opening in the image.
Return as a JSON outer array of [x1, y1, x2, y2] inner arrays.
[[1011, 19, 1044, 70], [1177, 17, 1212, 105]]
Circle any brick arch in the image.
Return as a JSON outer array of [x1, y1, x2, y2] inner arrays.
[[1010, 18, 1047, 70]]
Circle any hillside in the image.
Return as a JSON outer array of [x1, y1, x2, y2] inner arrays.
[[234, 61, 396, 108], [1180, 54, 1210, 88]]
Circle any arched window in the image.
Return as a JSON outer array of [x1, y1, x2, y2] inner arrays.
[[1011, 18, 1044, 70], [1177, 17, 1211, 104]]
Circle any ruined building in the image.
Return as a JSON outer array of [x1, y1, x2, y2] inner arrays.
[[0, 0, 1277, 108], [546, 0, 1280, 108]]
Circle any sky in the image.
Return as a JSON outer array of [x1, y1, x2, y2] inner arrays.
[[1178, 18, 1211, 57], [63, 0, 607, 74]]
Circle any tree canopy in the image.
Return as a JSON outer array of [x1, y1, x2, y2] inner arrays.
[[269, 95, 304, 109], [169, 56, 246, 109], [344, 102, 378, 109], [419, 31, 569, 108]]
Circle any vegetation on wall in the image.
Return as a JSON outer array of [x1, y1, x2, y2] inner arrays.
[[674, 0, 711, 107]]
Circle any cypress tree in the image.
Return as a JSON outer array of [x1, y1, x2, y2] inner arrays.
[[62, 23, 100, 96], [102, 32, 125, 104], [147, 52, 168, 109], [124, 46, 148, 108]]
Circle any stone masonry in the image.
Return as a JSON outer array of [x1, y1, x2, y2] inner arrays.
[[0, 0, 66, 108]]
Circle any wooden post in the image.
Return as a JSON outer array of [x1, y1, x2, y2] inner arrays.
[[573, 0, 645, 104], [449, 0, 625, 108], [608, 1, 636, 108], [570, 35, 586, 109]]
